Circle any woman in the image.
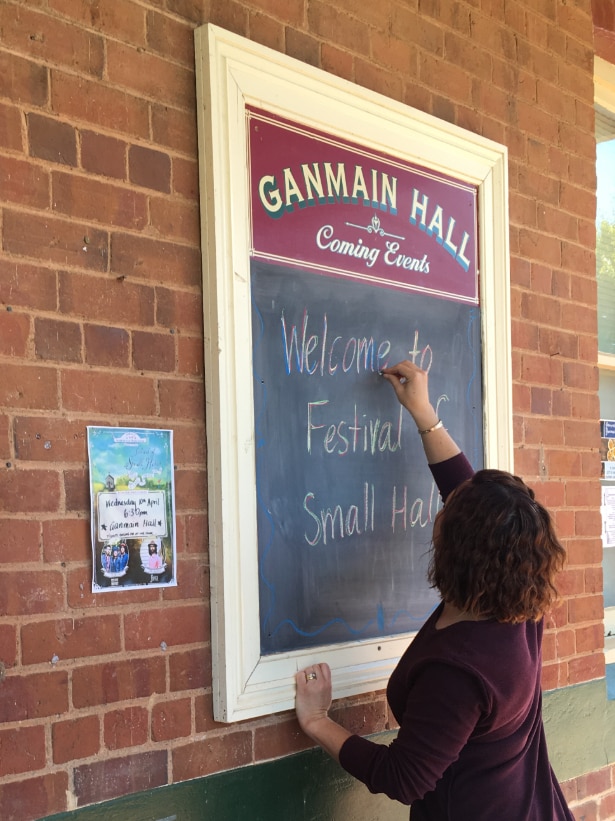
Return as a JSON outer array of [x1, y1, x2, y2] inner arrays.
[[295, 360, 574, 820]]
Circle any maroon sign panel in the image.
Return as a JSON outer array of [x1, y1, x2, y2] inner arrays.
[[249, 106, 478, 305]]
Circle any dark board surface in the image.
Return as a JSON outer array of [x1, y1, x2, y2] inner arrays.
[[252, 261, 483, 654]]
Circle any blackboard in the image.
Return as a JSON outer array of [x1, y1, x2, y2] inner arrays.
[[252, 261, 483, 655]]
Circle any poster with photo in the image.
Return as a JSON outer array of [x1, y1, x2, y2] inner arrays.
[[600, 419, 615, 480], [87, 426, 176, 592]]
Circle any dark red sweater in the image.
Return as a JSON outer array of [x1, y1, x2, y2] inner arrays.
[[338, 453, 574, 820]]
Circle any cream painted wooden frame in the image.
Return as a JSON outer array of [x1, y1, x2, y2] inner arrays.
[[194, 24, 511, 722]]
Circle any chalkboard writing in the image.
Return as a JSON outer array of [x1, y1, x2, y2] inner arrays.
[[252, 261, 483, 655]]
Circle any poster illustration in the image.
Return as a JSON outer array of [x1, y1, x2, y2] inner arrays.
[[87, 427, 176, 592]]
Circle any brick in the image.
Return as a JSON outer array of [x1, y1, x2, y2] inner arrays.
[[106, 40, 196, 109], [159, 379, 204, 420], [0, 519, 41, 563], [124, 604, 208, 651], [1, 416, 14, 461], [0, 260, 57, 312], [355, 58, 403, 101], [167, 0, 208, 24], [308, 0, 370, 52], [0, 623, 17, 666], [151, 109, 198, 159], [1, 363, 59, 411], [554, 628, 575, 658], [72, 657, 166, 708], [209, 0, 249, 36], [155, 287, 203, 333], [333, 696, 388, 736], [166, 558, 207, 603], [64, 467, 89, 513], [286, 28, 321, 68], [563, 361, 598, 391], [254, 716, 312, 760], [59, 271, 155, 326], [249, 11, 285, 52], [584, 565, 603, 595], [172, 731, 252, 780], [14, 416, 86, 463], [173, 468, 207, 512], [0, 669, 68, 722], [84, 324, 130, 367], [169, 647, 210, 692], [0, 3, 104, 76], [194, 692, 220, 734], [43, 518, 90, 562], [523, 417, 563, 446], [104, 705, 149, 750], [575, 510, 602, 537], [132, 330, 176, 372], [0, 51, 48, 106], [0, 772, 68, 821], [67, 567, 102, 609], [568, 653, 605, 685], [0, 154, 50, 208], [0, 569, 64, 616], [3, 210, 109, 272], [321, 43, 354, 82], [0, 468, 61, 513], [0, 725, 46, 777], [27, 112, 77, 166], [80, 130, 127, 180], [177, 335, 204, 377], [519, 229, 562, 267], [146, 10, 194, 66], [34, 316, 82, 362], [569, 798, 598, 821], [61, 370, 157, 415], [149, 195, 200, 244], [575, 623, 604, 655], [74, 751, 167, 806], [128, 145, 171, 194], [521, 352, 562, 386], [529, 386, 552, 416], [183, 512, 208, 555], [545, 449, 584, 480], [52, 171, 148, 230], [52, 72, 149, 139], [49, 0, 147, 45], [568, 595, 605, 625], [0, 310, 30, 356], [151, 697, 192, 741], [538, 328, 579, 359], [21, 615, 121, 665], [52, 714, 100, 764], [110, 233, 201, 287]]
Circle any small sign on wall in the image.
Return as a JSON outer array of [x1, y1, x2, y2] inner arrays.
[[600, 419, 615, 480], [87, 426, 177, 592]]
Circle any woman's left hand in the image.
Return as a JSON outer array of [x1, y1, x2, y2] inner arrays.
[[295, 662, 332, 735]]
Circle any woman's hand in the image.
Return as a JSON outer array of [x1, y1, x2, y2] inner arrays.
[[381, 360, 436, 428], [295, 663, 352, 762], [381, 360, 460, 464], [295, 663, 332, 735]]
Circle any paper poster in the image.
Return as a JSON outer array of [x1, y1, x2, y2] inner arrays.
[[600, 419, 615, 479], [87, 427, 176, 592]]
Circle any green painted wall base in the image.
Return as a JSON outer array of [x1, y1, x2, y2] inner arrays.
[[44, 678, 614, 821]]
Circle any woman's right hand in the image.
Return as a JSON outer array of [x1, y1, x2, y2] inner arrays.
[[381, 361, 436, 428]]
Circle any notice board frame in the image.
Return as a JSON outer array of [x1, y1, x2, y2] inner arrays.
[[194, 24, 512, 722]]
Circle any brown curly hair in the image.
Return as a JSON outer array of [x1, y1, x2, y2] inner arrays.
[[428, 469, 566, 623]]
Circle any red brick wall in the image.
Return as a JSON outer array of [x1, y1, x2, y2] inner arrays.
[[0, 0, 607, 818]]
